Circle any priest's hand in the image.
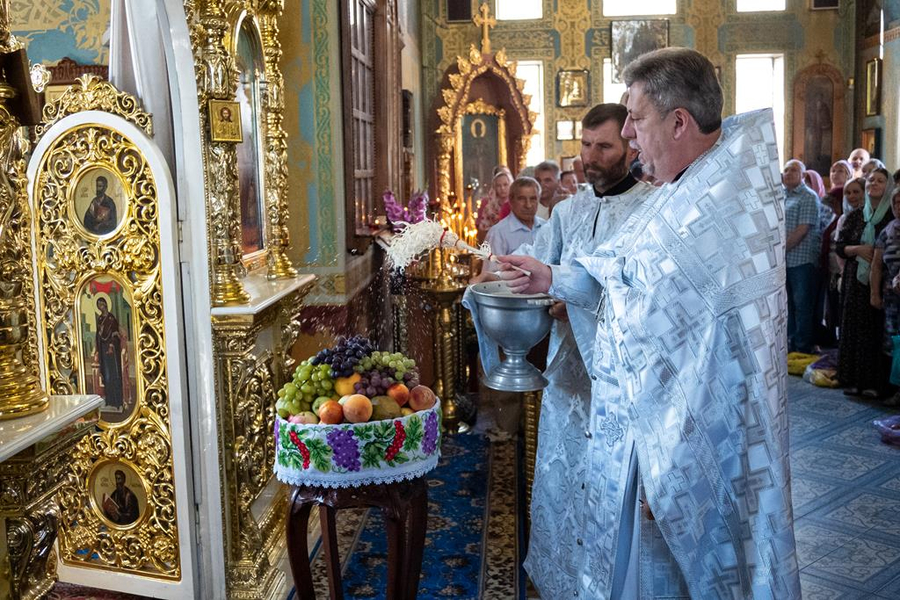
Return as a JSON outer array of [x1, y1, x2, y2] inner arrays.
[[495, 255, 552, 294]]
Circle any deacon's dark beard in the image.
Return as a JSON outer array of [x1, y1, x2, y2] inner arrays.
[[585, 155, 630, 192]]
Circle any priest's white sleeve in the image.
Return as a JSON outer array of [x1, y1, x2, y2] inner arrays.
[[548, 263, 602, 315]]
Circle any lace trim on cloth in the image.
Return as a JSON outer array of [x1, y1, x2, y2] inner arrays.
[[275, 452, 441, 488]]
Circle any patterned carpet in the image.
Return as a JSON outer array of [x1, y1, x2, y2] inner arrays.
[[294, 431, 522, 599], [787, 376, 900, 599]]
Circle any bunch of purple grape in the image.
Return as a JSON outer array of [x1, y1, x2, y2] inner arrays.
[[422, 410, 439, 455], [327, 429, 361, 471], [311, 335, 374, 379], [354, 369, 396, 397]]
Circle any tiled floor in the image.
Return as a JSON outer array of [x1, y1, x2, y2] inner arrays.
[[787, 375, 900, 599]]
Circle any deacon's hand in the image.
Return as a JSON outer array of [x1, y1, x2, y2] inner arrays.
[[495, 255, 552, 294]]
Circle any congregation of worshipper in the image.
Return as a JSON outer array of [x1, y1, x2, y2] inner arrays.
[[4, 1, 900, 599]]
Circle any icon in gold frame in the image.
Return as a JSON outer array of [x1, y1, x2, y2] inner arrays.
[[209, 99, 243, 142]]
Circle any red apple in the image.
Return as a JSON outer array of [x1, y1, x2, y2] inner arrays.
[[408, 385, 436, 411], [387, 383, 410, 407]]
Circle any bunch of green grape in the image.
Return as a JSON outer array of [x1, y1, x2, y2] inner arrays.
[[353, 351, 419, 396], [276, 359, 338, 418]]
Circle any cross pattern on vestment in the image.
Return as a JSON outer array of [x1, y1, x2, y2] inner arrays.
[[473, 2, 496, 54], [599, 414, 624, 447]]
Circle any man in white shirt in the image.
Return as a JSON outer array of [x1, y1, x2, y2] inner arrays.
[[477, 177, 545, 275]]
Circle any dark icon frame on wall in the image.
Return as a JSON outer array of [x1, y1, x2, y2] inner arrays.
[[861, 127, 882, 159], [866, 58, 881, 117]]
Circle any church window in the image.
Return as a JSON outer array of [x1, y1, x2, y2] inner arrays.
[[736, 0, 786, 11], [602, 58, 627, 104], [496, 0, 542, 21], [736, 53, 785, 161], [601, 0, 676, 17], [234, 17, 267, 262], [516, 60, 546, 166], [341, 0, 404, 249]]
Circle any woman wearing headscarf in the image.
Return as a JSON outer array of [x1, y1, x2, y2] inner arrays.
[[802, 169, 834, 346], [803, 168, 827, 198], [870, 187, 900, 407], [836, 168, 894, 397], [475, 166, 513, 243], [820, 160, 854, 343]]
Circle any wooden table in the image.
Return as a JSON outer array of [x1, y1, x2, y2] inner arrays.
[[286, 476, 428, 600]]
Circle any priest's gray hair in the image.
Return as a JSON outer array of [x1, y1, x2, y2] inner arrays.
[[623, 47, 723, 135]]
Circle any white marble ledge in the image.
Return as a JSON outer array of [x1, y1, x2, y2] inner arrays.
[[0, 394, 103, 463], [211, 273, 316, 317]]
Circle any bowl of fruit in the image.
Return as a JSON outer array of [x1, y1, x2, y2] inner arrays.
[[274, 336, 442, 488]]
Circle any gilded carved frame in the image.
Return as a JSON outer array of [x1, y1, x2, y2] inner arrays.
[[435, 45, 536, 203], [29, 77, 182, 580]]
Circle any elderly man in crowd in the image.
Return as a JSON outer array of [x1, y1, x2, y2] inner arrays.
[[783, 159, 822, 353], [514, 102, 650, 597], [498, 47, 800, 599]]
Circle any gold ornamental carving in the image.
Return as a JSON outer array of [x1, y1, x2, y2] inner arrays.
[[0, 0, 46, 420], [435, 44, 535, 203], [1, 406, 100, 600], [197, 0, 250, 305], [259, 6, 298, 280], [211, 277, 312, 598], [0, 103, 46, 420], [35, 76, 152, 140], [32, 119, 180, 579]]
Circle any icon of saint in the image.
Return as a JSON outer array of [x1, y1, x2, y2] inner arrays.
[[83, 176, 118, 235], [95, 297, 125, 411], [102, 469, 140, 526]]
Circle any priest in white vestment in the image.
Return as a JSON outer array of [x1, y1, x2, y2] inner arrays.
[[513, 103, 651, 597], [499, 48, 801, 599]]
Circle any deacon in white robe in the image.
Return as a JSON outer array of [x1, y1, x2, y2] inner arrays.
[[512, 103, 651, 598], [499, 48, 801, 599]]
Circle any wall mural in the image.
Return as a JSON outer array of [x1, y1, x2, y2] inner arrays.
[[12, 0, 109, 64], [422, 0, 853, 163]]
